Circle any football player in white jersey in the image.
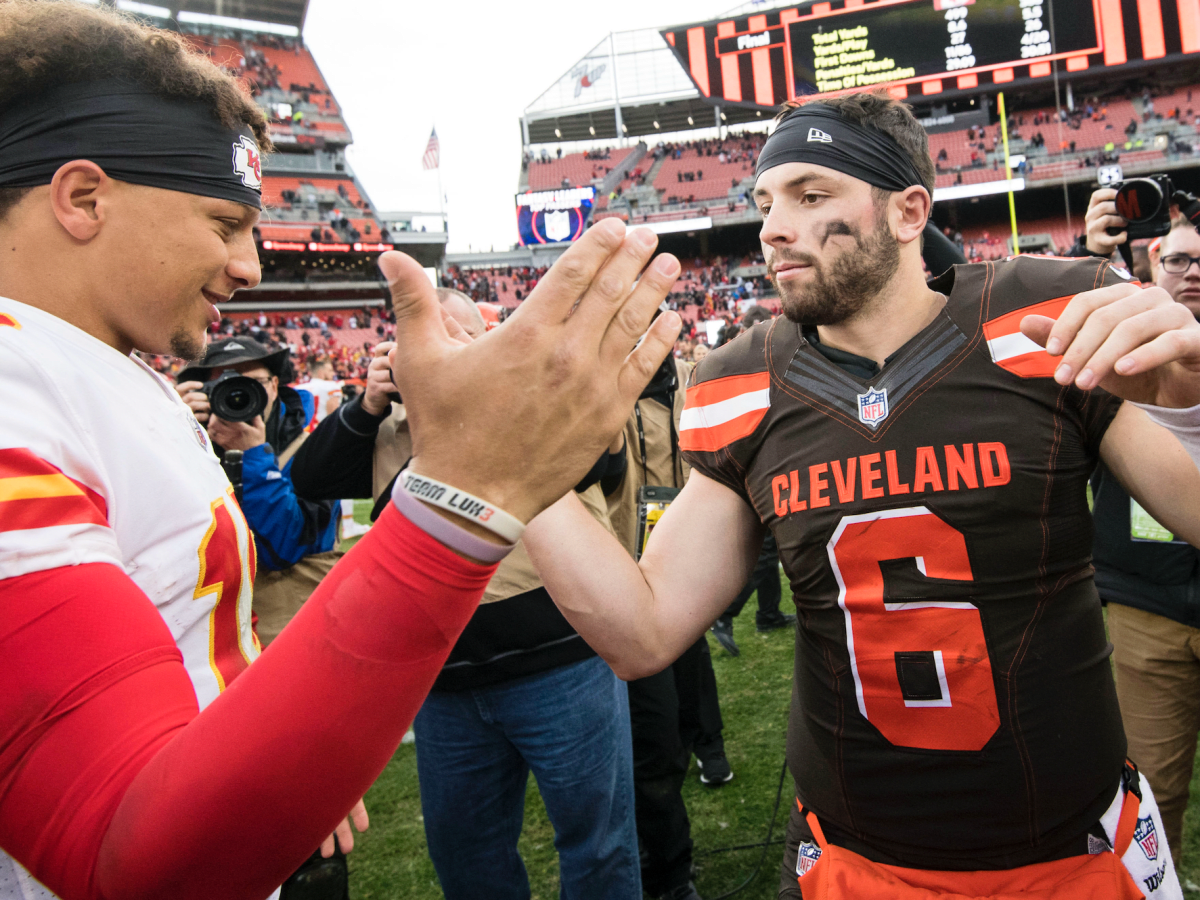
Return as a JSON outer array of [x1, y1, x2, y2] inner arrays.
[[0, 3, 684, 899], [298, 356, 345, 426]]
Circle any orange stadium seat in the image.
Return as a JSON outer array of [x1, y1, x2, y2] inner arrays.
[[260, 176, 366, 211], [526, 148, 633, 191], [254, 43, 339, 112], [258, 222, 316, 241], [653, 139, 759, 203]]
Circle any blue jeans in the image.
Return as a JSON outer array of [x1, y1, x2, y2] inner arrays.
[[414, 656, 641, 900]]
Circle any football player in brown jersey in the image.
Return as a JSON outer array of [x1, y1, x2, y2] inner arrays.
[[522, 92, 1200, 899]]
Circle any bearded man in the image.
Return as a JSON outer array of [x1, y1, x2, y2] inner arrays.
[[519, 92, 1200, 899]]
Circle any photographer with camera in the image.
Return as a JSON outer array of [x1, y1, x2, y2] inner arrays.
[[289, 290, 643, 900], [176, 336, 340, 647], [1072, 179, 1200, 863]]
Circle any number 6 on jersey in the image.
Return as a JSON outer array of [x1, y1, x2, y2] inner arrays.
[[827, 507, 1001, 752]]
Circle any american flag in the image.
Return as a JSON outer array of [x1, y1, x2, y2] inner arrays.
[[422, 128, 440, 170]]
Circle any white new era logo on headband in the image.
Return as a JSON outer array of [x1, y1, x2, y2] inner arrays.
[[231, 135, 262, 190], [807, 128, 833, 143]]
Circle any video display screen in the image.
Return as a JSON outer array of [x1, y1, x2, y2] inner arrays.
[[515, 187, 595, 245], [658, 0, 1180, 109], [787, 0, 1100, 96]]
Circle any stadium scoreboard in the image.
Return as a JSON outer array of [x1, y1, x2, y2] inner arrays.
[[515, 187, 595, 246], [663, 0, 1200, 106], [789, 0, 1098, 95]]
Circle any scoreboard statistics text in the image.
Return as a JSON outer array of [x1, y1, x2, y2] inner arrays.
[[790, 0, 1098, 95], [516, 187, 595, 246], [663, 0, 1200, 106]]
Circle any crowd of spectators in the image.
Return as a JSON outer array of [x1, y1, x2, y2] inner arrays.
[[142, 308, 398, 383], [650, 134, 765, 166], [213, 34, 335, 108], [442, 263, 549, 305], [522, 145, 621, 185]]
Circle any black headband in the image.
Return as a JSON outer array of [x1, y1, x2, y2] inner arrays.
[[0, 79, 263, 209], [756, 105, 926, 194]]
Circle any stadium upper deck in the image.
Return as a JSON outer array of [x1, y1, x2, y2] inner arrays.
[[117, 6, 450, 312], [513, 0, 1200, 256]]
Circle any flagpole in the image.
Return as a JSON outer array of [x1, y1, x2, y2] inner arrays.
[[437, 160, 445, 233], [435, 124, 446, 236]]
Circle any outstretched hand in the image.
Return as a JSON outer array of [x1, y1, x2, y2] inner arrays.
[[1019, 281, 1200, 408], [379, 219, 682, 524]]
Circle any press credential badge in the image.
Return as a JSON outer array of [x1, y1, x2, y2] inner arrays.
[[1130, 498, 1185, 543]]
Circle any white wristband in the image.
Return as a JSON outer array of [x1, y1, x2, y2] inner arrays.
[[397, 469, 526, 543]]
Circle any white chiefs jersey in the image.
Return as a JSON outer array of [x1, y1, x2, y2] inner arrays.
[[0, 298, 263, 899], [296, 376, 341, 425]]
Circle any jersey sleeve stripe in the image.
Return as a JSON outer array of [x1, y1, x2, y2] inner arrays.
[[982, 295, 1072, 379], [0, 474, 88, 503], [0, 448, 109, 522], [680, 372, 771, 453], [683, 371, 771, 409], [0, 494, 109, 532]]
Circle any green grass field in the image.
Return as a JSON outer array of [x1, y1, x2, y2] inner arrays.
[[343, 506, 1200, 898]]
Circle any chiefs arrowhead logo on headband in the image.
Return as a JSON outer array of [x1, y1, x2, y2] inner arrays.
[[231, 135, 262, 190]]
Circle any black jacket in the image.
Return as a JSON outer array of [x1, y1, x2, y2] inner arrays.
[[1092, 463, 1200, 627], [289, 394, 624, 690], [290, 393, 387, 507]]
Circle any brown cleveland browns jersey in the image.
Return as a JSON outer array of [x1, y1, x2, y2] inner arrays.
[[681, 255, 1133, 869]]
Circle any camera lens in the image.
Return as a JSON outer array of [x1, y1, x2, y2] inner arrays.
[[224, 388, 252, 413], [209, 374, 268, 424]]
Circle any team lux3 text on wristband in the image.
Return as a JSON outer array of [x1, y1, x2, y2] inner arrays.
[[404, 475, 496, 522]]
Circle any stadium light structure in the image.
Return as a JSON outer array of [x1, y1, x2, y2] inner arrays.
[[176, 10, 299, 36], [932, 177, 1026, 203], [117, 0, 170, 17], [643, 216, 713, 235]]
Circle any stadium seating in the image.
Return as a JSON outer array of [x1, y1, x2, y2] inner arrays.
[[261, 176, 367, 211], [526, 148, 633, 191], [653, 140, 759, 203], [258, 222, 318, 241], [255, 43, 338, 109]]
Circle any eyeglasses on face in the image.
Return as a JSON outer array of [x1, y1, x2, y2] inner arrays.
[[1159, 254, 1200, 275]]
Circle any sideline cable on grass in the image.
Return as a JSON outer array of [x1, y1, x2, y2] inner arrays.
[[696, 756, 789, 900]]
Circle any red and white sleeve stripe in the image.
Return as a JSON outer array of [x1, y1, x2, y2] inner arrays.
[[0, 447, 108, 534], [0, 447, 119, 581]]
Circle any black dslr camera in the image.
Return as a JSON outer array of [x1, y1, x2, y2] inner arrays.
[[1108, 175, 1200, 267], [201, 370, 268, 423]]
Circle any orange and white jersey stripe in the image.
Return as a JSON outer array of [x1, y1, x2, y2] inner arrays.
[[981, 295, 1073, 378], [982, 263, 1137, 379], [679, 371, 771, 452]]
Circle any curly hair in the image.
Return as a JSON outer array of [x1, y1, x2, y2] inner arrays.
[[776, 91, 936, 198], [0, 0, 271, 219]]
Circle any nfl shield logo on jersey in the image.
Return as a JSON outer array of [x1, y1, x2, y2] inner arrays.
[[1134, 815, 1159, 861], [796, 841, 822, 877], [190, 415, 209, 450], [545, 209, 571, 242], [857, 386, 889, 427]]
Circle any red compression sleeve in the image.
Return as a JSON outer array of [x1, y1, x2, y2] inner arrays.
[[0, 505, 495, 900], [0, 564, 196, 900]]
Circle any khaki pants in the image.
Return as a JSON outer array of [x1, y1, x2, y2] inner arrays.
[[253, 550, 343, 647], [1109, 601, 1200, 863]]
